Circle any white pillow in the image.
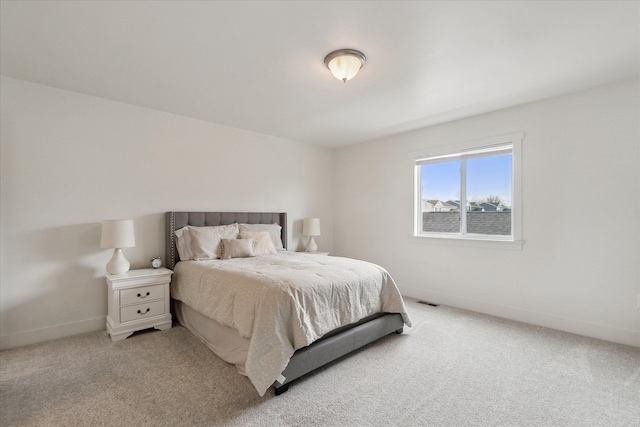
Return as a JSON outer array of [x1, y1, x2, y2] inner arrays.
[[238, 223, 284, 250], [238, 231, 277, 255], [187, 224, 239, 260], [174, 227, 193, 261], [221, 238, 255, 260]]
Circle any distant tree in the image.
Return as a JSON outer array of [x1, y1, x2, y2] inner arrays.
[[484, 194, 503, 205]]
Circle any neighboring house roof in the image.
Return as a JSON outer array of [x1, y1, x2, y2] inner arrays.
[[447, 200, 484, 211], [480, 202, 512, 212], [466, 211, 511, 234], [423, 199, 456, 213], [480, 202, 498, 211], [422, 212, 460, 233], [422, 211, 511, 235]]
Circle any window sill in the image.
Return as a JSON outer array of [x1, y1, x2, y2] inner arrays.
[[409, 234, 524, 250]]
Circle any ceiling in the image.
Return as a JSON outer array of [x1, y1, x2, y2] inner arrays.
[[1, 1, 638, 148]]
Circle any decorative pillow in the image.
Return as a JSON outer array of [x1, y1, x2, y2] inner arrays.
[[221, 238, 255, 260], [238, 231, 277, 255], [174, 227, 193, 261], [239, 223, 284, 250], [187, 223, 239, 260]]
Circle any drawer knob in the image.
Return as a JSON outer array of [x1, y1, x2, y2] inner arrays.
[[137, 308, 151, 315], [137, 292, 150, 298]]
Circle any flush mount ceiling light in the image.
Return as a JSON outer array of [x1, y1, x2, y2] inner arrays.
[[324, 49, 366, 83]]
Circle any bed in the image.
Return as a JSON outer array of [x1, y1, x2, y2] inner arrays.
[[166, 211, 411, 396]]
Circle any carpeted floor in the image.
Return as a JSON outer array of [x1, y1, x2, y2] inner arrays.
[[1, 298, 639, 426]]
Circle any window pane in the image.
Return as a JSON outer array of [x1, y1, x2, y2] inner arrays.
[[420, 161, 460, 233], [466, 154, 512, 235], [414, 133, 522, 242]]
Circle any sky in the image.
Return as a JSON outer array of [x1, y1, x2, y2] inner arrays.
[[421, 154, 512, 205]]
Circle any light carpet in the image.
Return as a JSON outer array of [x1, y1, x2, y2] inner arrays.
[[1, 299, 639, 426]]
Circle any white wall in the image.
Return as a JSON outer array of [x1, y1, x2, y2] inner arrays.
[[0, 77, 334, 349], [2, 76, 638, 350], [334, 78, 640, 347]]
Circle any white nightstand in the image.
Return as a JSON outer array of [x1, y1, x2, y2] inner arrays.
[[106, 268, 173, 341]]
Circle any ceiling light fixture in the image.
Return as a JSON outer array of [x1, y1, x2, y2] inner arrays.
[[324, 49, 366, 83]]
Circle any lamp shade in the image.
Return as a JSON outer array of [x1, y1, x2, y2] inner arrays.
[[101, 220, 135, 249], [324, 49, 366, 83], [303, 218, 321, 236]]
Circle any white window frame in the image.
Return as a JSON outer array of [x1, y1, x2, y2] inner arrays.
[[413, 132, 524, 247]]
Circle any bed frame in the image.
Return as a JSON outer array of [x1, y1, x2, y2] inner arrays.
[[165, 211, 404, 395]]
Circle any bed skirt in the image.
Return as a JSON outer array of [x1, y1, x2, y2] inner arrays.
[[174, 299, 404, 394], [174, 300, 250, 375]]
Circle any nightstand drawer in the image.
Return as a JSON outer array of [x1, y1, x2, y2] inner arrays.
[[120, 284, 164, 306], [120, 300, 165, 323]]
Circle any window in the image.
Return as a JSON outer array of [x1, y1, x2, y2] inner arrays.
[[414, 132, 523, 243]]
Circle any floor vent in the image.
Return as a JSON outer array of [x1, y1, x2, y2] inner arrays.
[[417, 300, 440, 307]]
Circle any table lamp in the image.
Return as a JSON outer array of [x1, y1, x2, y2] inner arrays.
[[101, 219, 135, 275], [303, 218, 320, 252]]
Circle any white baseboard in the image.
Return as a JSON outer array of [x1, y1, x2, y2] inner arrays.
[[402, 286, 640, 348], [2, 292, 638, 349], [0, 316, 106, 350]]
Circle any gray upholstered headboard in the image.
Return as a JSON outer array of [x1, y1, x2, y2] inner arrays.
[[165, 212, 287, 269]]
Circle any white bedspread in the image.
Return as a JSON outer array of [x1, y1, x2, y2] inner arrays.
[[171, 251, 411, 396]]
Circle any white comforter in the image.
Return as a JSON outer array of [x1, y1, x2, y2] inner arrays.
[[171, 251, 411, 396]]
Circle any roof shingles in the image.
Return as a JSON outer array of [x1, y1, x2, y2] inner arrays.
[[422, 212, 511, 235]]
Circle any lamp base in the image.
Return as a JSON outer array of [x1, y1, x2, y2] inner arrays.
[[106, 248, 130, 275], [305, 236, 318, 252]]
